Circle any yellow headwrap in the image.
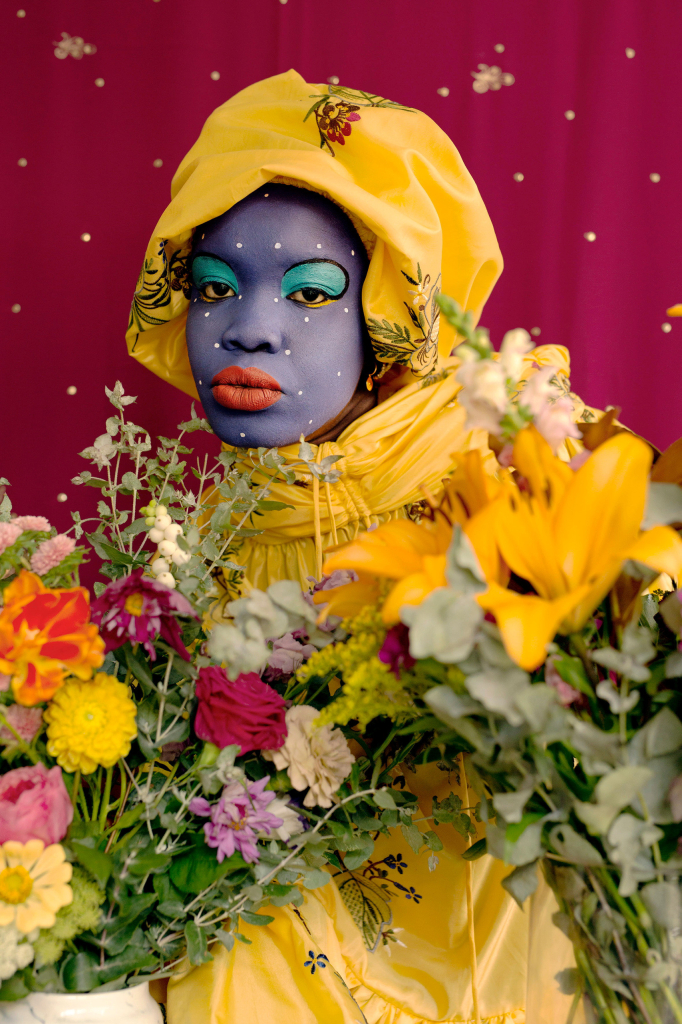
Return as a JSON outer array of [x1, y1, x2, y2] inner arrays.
[[126, 69, 502, 392]]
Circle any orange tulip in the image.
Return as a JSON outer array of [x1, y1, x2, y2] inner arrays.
[[0, 572, 104, 706]]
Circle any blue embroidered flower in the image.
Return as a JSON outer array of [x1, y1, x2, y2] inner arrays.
[[394, 882, 422, 904], [304, 951, 329, 974], [383, 853, 407, 874]]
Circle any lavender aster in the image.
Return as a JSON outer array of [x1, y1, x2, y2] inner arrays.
[[189, 776, 283, 864]]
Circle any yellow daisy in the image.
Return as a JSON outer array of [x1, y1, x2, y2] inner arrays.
[[0, 840, 72, 934], [45, 672, 137, 774]]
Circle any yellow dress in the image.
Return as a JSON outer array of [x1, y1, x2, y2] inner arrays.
[[125, 70, 586, 1024]]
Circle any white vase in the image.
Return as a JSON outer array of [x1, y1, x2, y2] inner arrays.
[[0, 982, 163, 1024]]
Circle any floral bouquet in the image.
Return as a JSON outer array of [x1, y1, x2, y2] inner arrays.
[[305, 299, 682, 1024], [0, 383, 449, 999]]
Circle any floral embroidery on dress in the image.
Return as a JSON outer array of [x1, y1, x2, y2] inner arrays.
[[304, 951, 329, 974], [367, 264, 441, 374], [53, 32, 97, 59], [471, 64, 515, 93], [335, 850, 422, 951], [304, 85, 416, 157]]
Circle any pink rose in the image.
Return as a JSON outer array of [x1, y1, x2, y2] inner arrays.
[[0, 763, 73, 844], [0, 705, 43, 745], [194, 668, 287, 754]]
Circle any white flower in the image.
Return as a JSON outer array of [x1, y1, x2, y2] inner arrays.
[[263, 705, 355, 808], [263, 797, 306, 842], [0, 923, 34, 981], [456, 359, 508, 434], [499, 328, 532, 383], [534, 396, 581, 452]]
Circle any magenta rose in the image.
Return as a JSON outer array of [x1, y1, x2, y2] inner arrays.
[[0, 763, 73, 844], [194, 668, 287, 754]]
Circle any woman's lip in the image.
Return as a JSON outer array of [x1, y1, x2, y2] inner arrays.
[[210, 365, 282, 412]]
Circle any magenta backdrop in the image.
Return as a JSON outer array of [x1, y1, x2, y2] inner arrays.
[[4, 0, 682, 551]]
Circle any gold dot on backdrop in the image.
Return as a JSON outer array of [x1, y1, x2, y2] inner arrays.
[[437, 87, 450, 97], [327, 76, 339, 85], [565, 110, 576, 120], [626, 47, 636, 58], [584, 232, 597, 241], [11, 304, 21, 314], [57, 493, 67, 503], [279, 0, 288, 5], [153, 159, 163, 168], [95, 78, 105, 87], [16, 9, 25, 16], [494, 44, 505, 53], [17, 158, 27, 167], [513, 172, 524, 182], [662, 323, 672, 333], [650, 173, 661, 183], [531, 327, 541, 336], [210, 71, 220, 80], [66, 386, 77, 395], [81, 233, 91, 242]]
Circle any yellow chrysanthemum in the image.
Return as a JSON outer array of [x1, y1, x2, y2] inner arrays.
[[0, 840, 72, 934], [44, 672, 137, 774]]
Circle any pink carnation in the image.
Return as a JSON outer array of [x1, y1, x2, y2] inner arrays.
[[0, 705, 43, 745], [30, 534, 76, 575], [12, 516, 51, 532], [0, 763, 73, 844], [0, 523, 22, 556]]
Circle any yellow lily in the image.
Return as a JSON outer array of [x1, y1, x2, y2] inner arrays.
[[319, 450, 503, 624], [477, 427, 682, 670]]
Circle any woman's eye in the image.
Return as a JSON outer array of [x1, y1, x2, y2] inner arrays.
[[288, 287, 331, 306], [200, 281, 235, 301]]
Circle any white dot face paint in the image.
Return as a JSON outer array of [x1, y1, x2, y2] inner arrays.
[[274, 242, 281, 249], [214, 343, 219, 348], [316, 244, 322, 248], [240, 433, 245, 438], [274, 298, 278, 302], [264, 193, 269, 197], [309, 419, 313, 424], [304, 316, 309, 322], [236, 243, 243, 248], [351, 250, 355, 256], [201, 234, 205, 239], [198, 380, 202, 385], [238, 295, 242, 299], [205, 312, 210, 317], [298, 390, 303, 395], [337, 371, 341, 376], [344, 308, 349, 313], [285, 349, 291, 355]]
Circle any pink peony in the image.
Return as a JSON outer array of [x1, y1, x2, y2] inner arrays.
[[0, 763, 73, 844], [0, 705, 43, 745], [91, 568, 197, 660], [12, 517, 51, 532], [190, 776, 283, 863], [0, 523, 22, 556], [30, 534, 76, 575], [194, 668, 287, 754]]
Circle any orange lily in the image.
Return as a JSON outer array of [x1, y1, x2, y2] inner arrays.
[[477, 428, 682, 670], [319, 450, 504, 624], [0, 571, 104, 705]]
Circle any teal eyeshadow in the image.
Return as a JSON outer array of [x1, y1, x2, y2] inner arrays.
[[281, 261, 347, 299], [192, 255, 239, 295]]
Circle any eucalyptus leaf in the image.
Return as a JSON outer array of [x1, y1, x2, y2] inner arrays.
[[403, 590, 483, 663], [501, 860, 539, 907], [549, 825, 604, 866], [465, 667, 530, 727], [641, 881, 682, 929]]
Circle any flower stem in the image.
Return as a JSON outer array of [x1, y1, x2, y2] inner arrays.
[[99, 765, 114, 832], [71, 770, 82, 813]]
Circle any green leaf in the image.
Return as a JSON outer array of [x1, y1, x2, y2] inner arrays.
[[124, 647, 154, 690], [97, 947, 157, 984], [111, 802, 145, 831], [62, 951, 100, 992], [301, 868, 331, 889], [128, 850, 171, 876], [400, 823, 424, 854], [215, 929, 235, 952], [256, 500, 295, 511], [461, 838, 487, 861], [71, 841, 113, 888], [343, 837, 374, 870], [423, 830, 444, 852], [170, 835, 246, 894], [502, 861, 540, 908], [121, 472, 142, 491], [240, 910, 276, 926], [373, 789, 397, 810], [100, 541, 135, 565], [0, 969, 30, 1001], [184, 920, 213, 965]]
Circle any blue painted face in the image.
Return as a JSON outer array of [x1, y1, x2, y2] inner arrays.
[[186, 185, 369, 447]]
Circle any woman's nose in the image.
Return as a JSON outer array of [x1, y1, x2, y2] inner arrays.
[[220, 292, 284, 353]]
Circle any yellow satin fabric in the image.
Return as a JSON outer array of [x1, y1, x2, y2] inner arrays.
[[167, 763, 584, 1024], [211, 344, 582, 590], [125, 69, 503, 392]]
